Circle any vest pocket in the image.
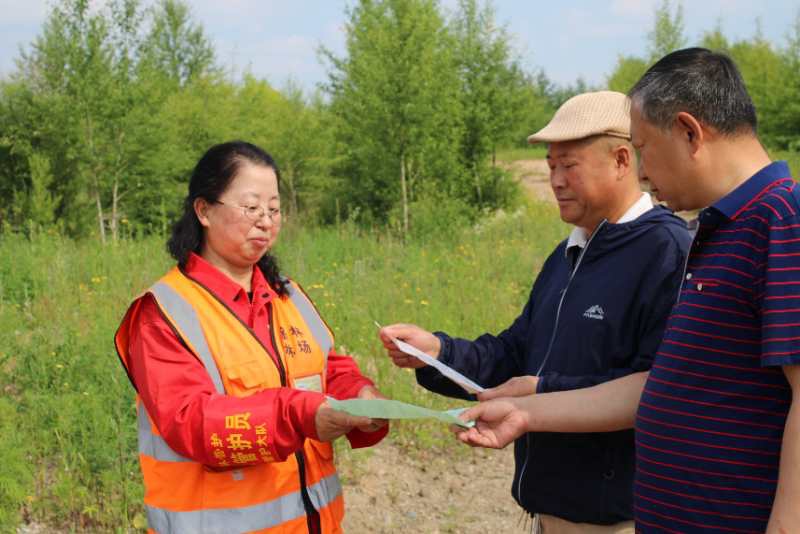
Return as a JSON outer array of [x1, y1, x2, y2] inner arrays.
[[224, 360, 271, 392]]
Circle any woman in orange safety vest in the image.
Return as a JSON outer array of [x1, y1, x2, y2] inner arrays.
[[115, 141, 389, 533]]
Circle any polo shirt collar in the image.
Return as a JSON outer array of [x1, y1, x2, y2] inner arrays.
[[708, 161, 792, 221], [183, 252, 277, 304]]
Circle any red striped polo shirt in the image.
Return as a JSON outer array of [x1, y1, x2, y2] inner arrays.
[[635, 161, 800, 533]]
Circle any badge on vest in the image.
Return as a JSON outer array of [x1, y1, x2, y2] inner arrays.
[[293, 374, 323, 393]]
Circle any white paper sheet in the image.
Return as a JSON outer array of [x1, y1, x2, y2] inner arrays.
[[391, 337, 485, 394]]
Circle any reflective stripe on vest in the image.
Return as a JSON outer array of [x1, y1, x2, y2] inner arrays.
[[145, 473, 342, 534], [141, 282, 333, 460], [150, 279, 333, 391], [150, 281, 226, 394], [284, 282, 333, 356], [137, 403, 190, 463]]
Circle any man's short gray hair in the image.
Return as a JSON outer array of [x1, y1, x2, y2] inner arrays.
[[629, 47, 757, 136]]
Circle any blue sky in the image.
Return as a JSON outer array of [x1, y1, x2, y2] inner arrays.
[[1, 0, 798, 91]]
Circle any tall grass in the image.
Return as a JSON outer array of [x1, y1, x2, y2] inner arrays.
[[0, 201, 567, 530]]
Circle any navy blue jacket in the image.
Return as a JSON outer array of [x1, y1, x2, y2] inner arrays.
[[417, 206, 692, 524]]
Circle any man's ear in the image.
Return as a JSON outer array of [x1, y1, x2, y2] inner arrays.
[[194, 198, 211, 228], [614, 143, 633, 180], [675, 111, 704, 155]]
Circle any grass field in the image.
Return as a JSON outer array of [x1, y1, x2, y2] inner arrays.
[[0, 200, 567, 530], [495, 145, 548, 162]]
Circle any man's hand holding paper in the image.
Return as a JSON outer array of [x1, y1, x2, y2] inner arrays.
[[378, 323, 441, 369], [379, 323, 485, 395]]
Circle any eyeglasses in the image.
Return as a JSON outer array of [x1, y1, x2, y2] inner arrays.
[[215, 200, 281, 222]]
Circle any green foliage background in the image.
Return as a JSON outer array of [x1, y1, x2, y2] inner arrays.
[[1, 0, 798, 240], [606, 1, 800, 153]]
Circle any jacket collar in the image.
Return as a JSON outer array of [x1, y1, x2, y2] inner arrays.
[[566, 193, 654, 256]]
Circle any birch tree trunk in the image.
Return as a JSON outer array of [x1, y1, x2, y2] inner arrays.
[[95, 190, 106, 244], [110, 180, 119, 242], [400, 151, 409, 239]]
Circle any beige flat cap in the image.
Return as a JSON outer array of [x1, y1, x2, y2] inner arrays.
[[527, 90, 631, 144]]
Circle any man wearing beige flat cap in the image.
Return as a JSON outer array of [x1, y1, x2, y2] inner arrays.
[[380, 91, 691, 533]]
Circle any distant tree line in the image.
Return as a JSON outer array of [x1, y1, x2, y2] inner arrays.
[[0, 0, 797, 240], [608, 0, 800, 152], [0, 0, 337, 240]]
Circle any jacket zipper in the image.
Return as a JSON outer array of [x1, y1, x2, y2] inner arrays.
[[515, 220, 607, 505], [268, 303, 321, 534]]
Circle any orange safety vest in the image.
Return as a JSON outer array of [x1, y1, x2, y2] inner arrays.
[[115, 267, 344, 534]]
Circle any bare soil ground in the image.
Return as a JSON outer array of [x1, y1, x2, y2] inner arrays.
[[339, 160, 549, 534], [502, 159, 553, 203], [502, 158, 697, 221], [341, 441, 522, 534]]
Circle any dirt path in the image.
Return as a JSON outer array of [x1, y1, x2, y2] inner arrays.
[[339, 161, 545, 534], [503, 159, 553, 203], [504, 158, 696, 221], [341, 441, 522, 533]]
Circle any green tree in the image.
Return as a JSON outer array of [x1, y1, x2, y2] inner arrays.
[[13, 0, 124, 239], [775, 11, 800, 150], [606, 55, 649, 93], [267, 83, 334, 218], [545, 77, 594, 108], [0, 0, 218, 239], [505, 70, 555, 147], [729, 36, 789, 149], [323, 0, 463, 235], [700, 19, 730, 53], [232, 77, 333, 218], [139, 0, 217, 86], [647, 0, 686, 61], [605, 0, 686, 92], [449, 0, 528, 207]]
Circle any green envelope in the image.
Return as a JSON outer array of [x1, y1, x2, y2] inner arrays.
[[327, 398, 475, 428]]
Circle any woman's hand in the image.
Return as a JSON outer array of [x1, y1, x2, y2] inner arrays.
[[355, 385, 389, 433], [314, 403, 372, 442]]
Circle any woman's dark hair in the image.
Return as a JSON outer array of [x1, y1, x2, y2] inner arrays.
[[167, 140, 288, 296]]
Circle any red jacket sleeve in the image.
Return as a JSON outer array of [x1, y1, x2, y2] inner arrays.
[[325, 350, 389, 448], [127, 295, 325, 466]]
